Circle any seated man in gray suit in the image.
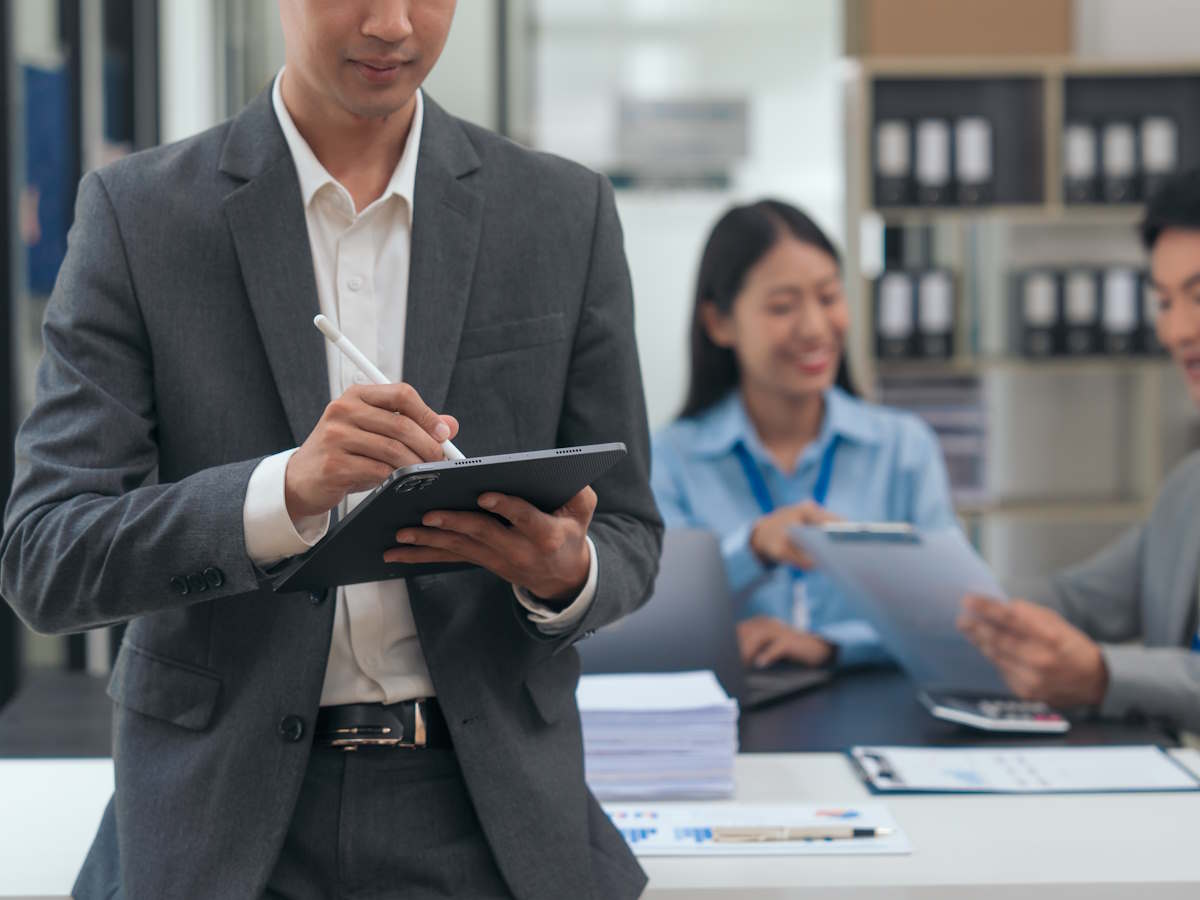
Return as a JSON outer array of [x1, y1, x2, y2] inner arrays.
[[0, 2, 661, 898], [959, 168, 1200, 736]]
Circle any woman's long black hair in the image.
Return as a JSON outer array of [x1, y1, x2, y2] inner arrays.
[[680, 199, 858, 419]]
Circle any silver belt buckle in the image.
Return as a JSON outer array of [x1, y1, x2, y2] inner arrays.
[[327, 700, 428, 752]]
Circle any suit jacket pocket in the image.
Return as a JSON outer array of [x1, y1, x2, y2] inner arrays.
[[107, 643, 222, 731], [456, 313, 565, 361], [524, 645, 581, 724]]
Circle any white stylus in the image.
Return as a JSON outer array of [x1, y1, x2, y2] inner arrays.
[[314, 314, 465, 461]]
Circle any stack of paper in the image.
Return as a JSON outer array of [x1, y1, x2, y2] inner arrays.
[[576, 670, 739, 800]]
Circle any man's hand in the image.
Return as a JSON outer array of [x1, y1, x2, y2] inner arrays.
[[957, 594, 1109, 708], [750, 500, 842, 569], [737, 615, 835, 669], [384, 487, 597, 603], [285, 383, 458, 520]]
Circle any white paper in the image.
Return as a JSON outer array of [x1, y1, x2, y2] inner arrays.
[[791, 525, 1008, 693], [604, 802, 911, 857], [577, 671, 735, 713], [579, 671, 738, 800], [853, 745, 1200, 794]]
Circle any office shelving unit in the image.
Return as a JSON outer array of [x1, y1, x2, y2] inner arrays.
[[843, 57, 1197, 571]]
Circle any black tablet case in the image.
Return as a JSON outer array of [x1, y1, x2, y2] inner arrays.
[[271, 443, 627, 592]]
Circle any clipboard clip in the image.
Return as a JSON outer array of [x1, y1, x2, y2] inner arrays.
[[820, 523, 920, 544]]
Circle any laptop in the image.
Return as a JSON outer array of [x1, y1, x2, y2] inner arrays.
[[578, 529, 833, 707]]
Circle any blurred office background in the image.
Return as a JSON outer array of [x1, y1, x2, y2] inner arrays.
[[3, 0, 1200, 707]]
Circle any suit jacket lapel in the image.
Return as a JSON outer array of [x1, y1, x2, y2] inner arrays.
[[219, 90, 329, 447], [402, 96, 484, 413]]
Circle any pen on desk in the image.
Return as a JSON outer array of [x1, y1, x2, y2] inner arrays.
[[313, 314, 466, 461], [711, 826, 893, 843]]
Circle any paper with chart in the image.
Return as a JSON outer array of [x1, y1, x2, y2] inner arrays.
[[852, 745, 1200, 794], [603, 803, 911, 856]]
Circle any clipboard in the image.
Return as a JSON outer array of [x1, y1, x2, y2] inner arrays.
[[271, 442, 626, 592], [791, 524, 1009, 695], [848, 745, 1200, 795]]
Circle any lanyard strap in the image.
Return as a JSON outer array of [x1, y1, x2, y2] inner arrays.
[[733, 437, 839, 584], [733, 436, 841, 517]]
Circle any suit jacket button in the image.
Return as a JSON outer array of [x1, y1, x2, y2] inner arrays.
[[309, 590, 326, 605], [203, 567, 225, 589], [187, 573, 207, 593], [169, 576, 189, 596], [279, 715, 305, 742]]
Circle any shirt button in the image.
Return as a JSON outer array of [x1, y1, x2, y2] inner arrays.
[[347, 275, 363, 292], [309, 590, 326, 606], [169, 576, 189, 596], [203, 567, 225, 589], [279, 715, 305, 743]]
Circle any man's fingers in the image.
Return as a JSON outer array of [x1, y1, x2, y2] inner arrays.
[[413, 510, 522, 559], [389, 526, 508, 574], [476, 492, 557, 544], [559, 487, 598, 522], [383, 545, 471, 566], [350, 403, 445, 463], [356, 382, 448, 441]]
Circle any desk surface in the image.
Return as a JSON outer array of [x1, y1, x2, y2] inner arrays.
[[640, 750, 1200, 899], [0, 666, 1173, 760], [4, 752, 1198, 899], [739, 665, 1173, 752]]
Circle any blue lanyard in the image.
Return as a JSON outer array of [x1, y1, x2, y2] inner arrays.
[[733, 436, 840, 581], [1192, 631, 1199, 653]]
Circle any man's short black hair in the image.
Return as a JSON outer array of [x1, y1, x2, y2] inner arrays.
[[1141, 168, 1200, 251]]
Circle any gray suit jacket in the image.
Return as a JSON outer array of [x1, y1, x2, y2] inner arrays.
[[1027, 451, 1200, 734], [1, 90, 662, 899]]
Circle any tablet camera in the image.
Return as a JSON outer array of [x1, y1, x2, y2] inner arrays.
[[394, 473, 440, 494]]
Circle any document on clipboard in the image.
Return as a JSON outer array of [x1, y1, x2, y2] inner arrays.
[[850, 745, 1200, 794], [790, 524, 1009, 695]]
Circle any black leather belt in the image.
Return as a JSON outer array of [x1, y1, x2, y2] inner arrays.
[[315, 698, 452, 751]]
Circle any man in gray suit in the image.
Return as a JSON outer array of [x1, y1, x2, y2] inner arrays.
[[0, 2, 661, 897], [959, 168, 1200, 735]]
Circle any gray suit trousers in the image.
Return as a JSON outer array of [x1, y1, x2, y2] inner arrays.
[[264, 747, 512, 899]]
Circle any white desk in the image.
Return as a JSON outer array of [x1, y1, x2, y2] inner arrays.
[[3, 754, 1199, 899], [642, 751, 1200, 899]]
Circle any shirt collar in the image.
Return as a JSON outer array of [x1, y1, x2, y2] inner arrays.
[[686, 386, 882, 460], [270, 67, 423, 216]]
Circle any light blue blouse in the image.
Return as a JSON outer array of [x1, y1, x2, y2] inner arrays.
[[651, 387, 958, 668]]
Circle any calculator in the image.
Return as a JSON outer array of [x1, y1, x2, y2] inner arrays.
[[918, 691, 1071, 734]]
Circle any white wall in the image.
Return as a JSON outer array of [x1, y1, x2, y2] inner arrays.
[[159, 1, 219, 142], [531, 0, 845, 428], [1075, 0, 1200, 59]]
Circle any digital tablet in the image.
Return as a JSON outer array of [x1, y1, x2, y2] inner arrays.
[[271, 442, 627, 592]]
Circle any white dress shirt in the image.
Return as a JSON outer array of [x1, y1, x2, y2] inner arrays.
[[239, 71, 596, 708]]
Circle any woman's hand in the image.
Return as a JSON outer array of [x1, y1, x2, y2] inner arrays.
[[749, 500, 841, 569], [737, 615, 835, 669]]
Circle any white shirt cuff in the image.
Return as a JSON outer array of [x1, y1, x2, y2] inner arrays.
[[513, 535, 599, 635], [243, 448, 331, 567]]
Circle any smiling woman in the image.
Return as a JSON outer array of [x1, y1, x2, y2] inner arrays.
[[651, 199, 959, 675]]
